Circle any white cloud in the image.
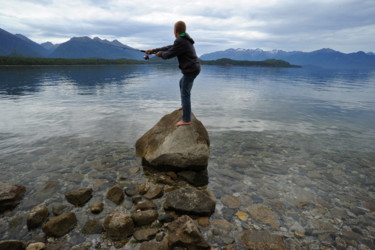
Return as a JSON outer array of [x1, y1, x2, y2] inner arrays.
[[0, 0, 374, 54]]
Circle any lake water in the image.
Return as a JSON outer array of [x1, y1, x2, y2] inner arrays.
[[0, 64, 374, 249]]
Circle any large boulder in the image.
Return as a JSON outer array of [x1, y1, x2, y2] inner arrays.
[[0, 182, 26, 213], [167, 215, 210, 249], [163, 187, 216, 216], [136, 110, 210, 171], [42, 212, 77, 237]]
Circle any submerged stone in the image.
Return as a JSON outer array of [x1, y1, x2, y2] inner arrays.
[[167, 215, 210, 249], [64, 188, 93, 207], [0, 182, 26, 213], [103, 212, 134, 241], [236, 230, 287, 250], [42, 212, 77, 237], [136, 110, 210, 171], [163, 187, 216, 216], [27, 204, 49, 230], [106, 185, 124, 205], [0, 240, 26, 250]]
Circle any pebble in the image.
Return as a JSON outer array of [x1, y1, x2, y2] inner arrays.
[[235, 211, 249, 221], [90, 202, 104, 214]]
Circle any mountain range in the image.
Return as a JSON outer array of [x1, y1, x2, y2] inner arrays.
[[0, 28, 143, 60], [1, 27, 375, 69], [200, 48, 375, 69]]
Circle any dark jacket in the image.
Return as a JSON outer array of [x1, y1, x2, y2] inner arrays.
[[154, 33, 201, 75]]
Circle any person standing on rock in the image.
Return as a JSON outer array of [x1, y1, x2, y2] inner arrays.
[[146, 21, 201, 126]]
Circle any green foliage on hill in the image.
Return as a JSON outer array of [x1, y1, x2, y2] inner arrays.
[[201, 58, 301, 67], [0, 56, 145, 65]]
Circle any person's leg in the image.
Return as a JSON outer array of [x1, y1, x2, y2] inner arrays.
[[179, 74, 196, 123], [178, 77, 183, 110]]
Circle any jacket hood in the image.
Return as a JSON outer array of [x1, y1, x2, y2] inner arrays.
[[181, 33, 195, 44]]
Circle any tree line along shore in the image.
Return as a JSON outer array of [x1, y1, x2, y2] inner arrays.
[[0, 56, 301, 68]]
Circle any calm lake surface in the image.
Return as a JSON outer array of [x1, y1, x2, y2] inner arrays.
[[1, 64, 374, 249]]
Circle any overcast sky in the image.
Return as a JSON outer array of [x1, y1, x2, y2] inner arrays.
[[1, 0, 374, 55]]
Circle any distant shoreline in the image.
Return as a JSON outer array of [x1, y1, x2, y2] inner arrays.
[[0, 56, 301, 68]]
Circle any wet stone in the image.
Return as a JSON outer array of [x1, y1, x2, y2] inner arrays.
[[131, 210, 158, 226], [81, 219, 104, 234], [237, 230, 287, 250], [42, 212, 77, 237], [0, 182, 26, 213], [90, 202, 104, 214], [133, 228, 158, 241], [135, 200, 157, 211], [124, 186, 138, 197], [167, 215, 210, 249], [163, 187, 216, 216], [27, 204, 49, 230], [197, 217, 210, 227], [156, 175, 175, 185], [64, 188, 93, 207], [0, 240, 26, 250], [177, 170, 209, 187], [26, 242, 46, 250], [221, 195, 241, 209], [51, 203, 68, 216], [132, 195, 143, 204], [143, 185, 164, 200], [103, 212, 134, 241], [158, 213, 175, 223], [106, 185, 124, 205], [138, 183, 151, 195], [247, 204, 280, 228]]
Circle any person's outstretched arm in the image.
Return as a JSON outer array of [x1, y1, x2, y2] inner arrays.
[[145, 45, 172, 55]]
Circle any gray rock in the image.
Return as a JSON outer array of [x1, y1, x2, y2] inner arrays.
[[131, 210, 158, 226], [0, 182, 26, 213], [103, 212, 134, 241], [166, 215, 210, 249], [42, 212, 77, 237], [106, 185, 124, 205], [64, 188, 93, 207], [27, 205, 49, 230], [236, 230, 287, 250], [136, 110, 210, 171], [133, 228, 158, 241], [177, 170, 209, 187], [81, 219, 104, 234], [164, 187, 216, 216], [0, 240, 26, 250], [90, 202, 104, 214]]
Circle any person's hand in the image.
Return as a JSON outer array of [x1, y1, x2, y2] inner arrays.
[[145, 49, 153, 55], [156, 52, 162, 57]]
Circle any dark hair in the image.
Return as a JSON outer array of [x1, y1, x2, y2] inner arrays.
[[174, 21, 186, 34]]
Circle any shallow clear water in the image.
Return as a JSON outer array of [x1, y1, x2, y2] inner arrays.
[[0, 65, 374, 249]]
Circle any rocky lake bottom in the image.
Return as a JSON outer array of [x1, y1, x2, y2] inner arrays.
[[0, 128, 374, 249], [1, 65, 374, 249]]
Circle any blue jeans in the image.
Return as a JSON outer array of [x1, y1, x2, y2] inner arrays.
[[179, 73, 198, 122]]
